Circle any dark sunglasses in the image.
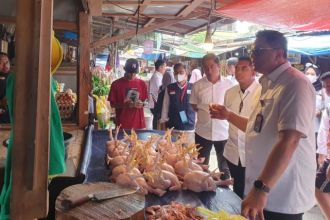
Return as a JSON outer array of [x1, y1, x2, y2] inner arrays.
[[250, 48, 280, 56]]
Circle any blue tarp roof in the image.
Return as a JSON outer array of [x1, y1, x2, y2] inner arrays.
[[288, 35, 330, 56]]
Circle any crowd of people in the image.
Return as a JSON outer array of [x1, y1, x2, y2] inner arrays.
[[107, 30, 330, 220]]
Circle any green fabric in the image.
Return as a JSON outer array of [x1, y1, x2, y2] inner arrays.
[[0, 74, 66, 219]]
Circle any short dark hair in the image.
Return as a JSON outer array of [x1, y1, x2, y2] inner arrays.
[[238, 56, 253, 66], [202, 53, 220, 65], [155, 59, 166, 71], [173, 63, 185, 73], [256, 30, 288, 58]]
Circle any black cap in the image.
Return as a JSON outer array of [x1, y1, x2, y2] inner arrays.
[[227, 57, 238, 66], [321, 71, 330, 81], [124, 58, 139, 73]]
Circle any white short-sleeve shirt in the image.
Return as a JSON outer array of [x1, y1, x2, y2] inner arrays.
[[148, 71, 163, 109], [245, 62, 316, 214], [189, 77, 234, 141], [223, 80, 261, 167]]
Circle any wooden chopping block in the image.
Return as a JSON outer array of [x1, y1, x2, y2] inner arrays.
[[55, 182, 145, 220]]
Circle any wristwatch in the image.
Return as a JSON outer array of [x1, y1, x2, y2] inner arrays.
[[254, 180, 270, 193]]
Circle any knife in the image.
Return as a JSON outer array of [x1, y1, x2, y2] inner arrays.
[[61, 187, 139, 210]]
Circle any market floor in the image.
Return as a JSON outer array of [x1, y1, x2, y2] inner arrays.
[[209, 148, 325, 220]]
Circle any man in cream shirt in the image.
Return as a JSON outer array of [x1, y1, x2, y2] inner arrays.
[[210, 30, 316, 220], [190, 53, 234, 180], [223, 56, 261, 198]]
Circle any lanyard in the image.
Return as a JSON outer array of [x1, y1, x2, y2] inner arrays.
[[180, 84, 188, 103], [238, 90, 250, 114]]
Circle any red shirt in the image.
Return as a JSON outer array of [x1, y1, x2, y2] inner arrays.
[[108, 77, 148, 129]]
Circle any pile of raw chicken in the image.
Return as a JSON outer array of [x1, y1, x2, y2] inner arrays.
[[106, 128, 232, 196]]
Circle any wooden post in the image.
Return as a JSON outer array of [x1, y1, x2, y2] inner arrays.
[[78, 12, 91, 128], [11, 0, 53, 219]]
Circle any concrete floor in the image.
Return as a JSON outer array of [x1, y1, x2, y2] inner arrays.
[[209, 148, 325, 220]]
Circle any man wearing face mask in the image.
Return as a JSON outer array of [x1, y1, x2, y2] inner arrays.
[[160, 63, 195, 131]]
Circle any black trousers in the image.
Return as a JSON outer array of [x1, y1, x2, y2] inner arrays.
[[227, 159, 245, 199], [195, 133, 230, 179], [264, 210, 303, 220], [150, 108, 158, 129]]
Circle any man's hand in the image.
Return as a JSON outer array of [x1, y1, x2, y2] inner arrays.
[[134, 100, 144, 109], [124, 100, 134, 108], [209, 103, 231, 120], [241, 188, 268, 220]]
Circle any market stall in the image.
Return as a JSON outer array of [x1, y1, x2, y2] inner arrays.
[[54, 126, 241, 219]]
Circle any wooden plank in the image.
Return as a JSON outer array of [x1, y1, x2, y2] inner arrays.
[[0, 16, 77, 31], [78, 12, 91, 128], [139, 0, 152, 14], [88, 0, 102, 16], [91, 17, 181, 49], [177, 0, 206, 17], [102, 13, 179, 18], [185, 17, 231, 34], [103, 0, 191, 6], [143, 18, 155, 27], [11, 0, 53, 219]]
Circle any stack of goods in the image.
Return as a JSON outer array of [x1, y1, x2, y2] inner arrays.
[[105, 128, 233, 196], [55, 89, 77, 119]]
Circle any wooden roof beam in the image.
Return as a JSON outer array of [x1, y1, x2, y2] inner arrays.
[[143, 18, 155, 27], [88, 0, 102, 16], [102, 13, 178, 18], [103, 1, 191, 6], [91, 14, 203, 49], [177, 0, 206, 17], [0, 16, 78, 31]]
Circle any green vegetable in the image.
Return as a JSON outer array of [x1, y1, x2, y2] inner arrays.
[[92, 75, 110, 97]]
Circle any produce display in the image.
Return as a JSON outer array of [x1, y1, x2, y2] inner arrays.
[[55, 89, 77, 119], [105, 128, 233, 196]]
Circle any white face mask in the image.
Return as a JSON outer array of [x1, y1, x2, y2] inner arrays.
[[306, 74, 317, 83], [175, 74, 187, 83]]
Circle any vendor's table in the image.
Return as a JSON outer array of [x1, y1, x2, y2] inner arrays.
[[84, 128, 242, 214]]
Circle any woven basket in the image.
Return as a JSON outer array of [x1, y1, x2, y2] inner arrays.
[[58, 103, 75, 119], [56, 92, 76, 119]]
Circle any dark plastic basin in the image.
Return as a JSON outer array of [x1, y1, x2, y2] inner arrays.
[[63, 132, 74, 159]]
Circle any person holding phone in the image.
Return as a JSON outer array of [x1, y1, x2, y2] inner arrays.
[[108, 58, 148, 129]]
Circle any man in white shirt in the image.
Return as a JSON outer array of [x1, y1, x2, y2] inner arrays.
[[226, 57, 238, 85], [189, 68, 202, 84], [315, 71, 330, 220], [223, 56, 261, 198], [190, 53, 234, 180], [210, 30, 316, 220], [148, 59, 166, 129]]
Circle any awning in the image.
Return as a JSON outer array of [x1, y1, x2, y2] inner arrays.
[[216, 0, 330, 31], [288, 35, 330, 56]]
